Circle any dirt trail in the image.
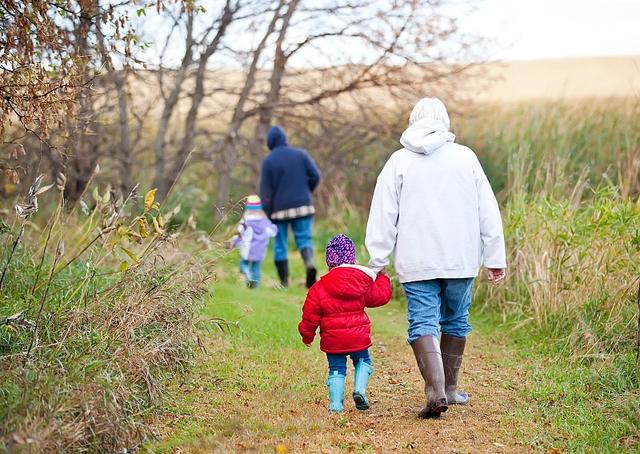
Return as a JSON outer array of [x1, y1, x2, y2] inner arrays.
[[150, 285, 533, 453]]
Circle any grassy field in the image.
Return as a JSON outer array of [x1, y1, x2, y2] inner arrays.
[[3, 96, 639, 452], [145, 263, 535, 453], [144, 224, 639, 452]]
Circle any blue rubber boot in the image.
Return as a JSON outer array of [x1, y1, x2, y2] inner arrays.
[[326, 371, 345, 413], [353, 359, 373, 410]]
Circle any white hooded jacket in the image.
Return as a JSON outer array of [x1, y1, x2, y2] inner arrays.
[[365, 118, 506, 283]]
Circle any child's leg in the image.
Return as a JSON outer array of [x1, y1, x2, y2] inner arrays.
[[326, 353, 347, 376], [350, 349, 373, 410], [326, 353, 347, 412], [248, 261, 262, 288], [239, 259, 251, 282], [350, 349, 371, 367]]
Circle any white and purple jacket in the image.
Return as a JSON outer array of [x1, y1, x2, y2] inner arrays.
[[231, 214, 278, 262]]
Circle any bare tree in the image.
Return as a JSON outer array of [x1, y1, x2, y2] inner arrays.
[[214, 0, 287, 207], [161, 0, 239, 200], [208, 0, 480, 207], [152, 10, 196, 198], [96, 11, 133, 195]]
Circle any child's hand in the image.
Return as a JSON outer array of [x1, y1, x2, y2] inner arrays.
[[487, 268, 506, 285]]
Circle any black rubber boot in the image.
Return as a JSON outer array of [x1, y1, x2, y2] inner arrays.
[[411, 335, 448, 418], [300, 247, 317, 289], [441, 333, 470, 405], [274, 260, 289, 288]]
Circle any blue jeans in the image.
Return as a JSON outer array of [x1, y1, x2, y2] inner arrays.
[[273, 216, 314, 261], [327, 349, 371, 376], [239, 259, 262, 286], [402, 278, 475, 343]]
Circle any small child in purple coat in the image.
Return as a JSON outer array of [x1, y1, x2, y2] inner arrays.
[[230, 195, 278, 288]]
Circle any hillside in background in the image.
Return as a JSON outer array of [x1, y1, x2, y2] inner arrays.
[[474, 56, 640, 102]]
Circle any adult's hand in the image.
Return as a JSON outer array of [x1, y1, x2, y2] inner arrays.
[[487, 268, 506, 285]]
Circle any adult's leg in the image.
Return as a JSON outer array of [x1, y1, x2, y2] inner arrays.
[[403, 280, 448, 418], [291, 216, 316, 288], [440, 278, 474, 405], [273, 221, 290, 287], [350, 349, 372, 410], [326, 353, 347, 412]]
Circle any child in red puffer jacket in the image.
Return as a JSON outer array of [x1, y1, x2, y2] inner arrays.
[[298, 234, 392, 413]]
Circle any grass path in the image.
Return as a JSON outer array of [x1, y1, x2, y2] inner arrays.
[[147, 271, 534, 453]]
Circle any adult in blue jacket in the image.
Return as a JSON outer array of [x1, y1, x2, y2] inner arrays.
[[260, 125, 321, 288]]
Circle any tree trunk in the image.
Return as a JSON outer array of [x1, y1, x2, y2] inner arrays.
[[212, 0, 285, 211], [96, 7, 133, 196], [115, 72, 132, 195], [152, 12, 195, 199], [65, 1, 98, 203], [161, 0, 235, 201], [250, 0, 300, 163]]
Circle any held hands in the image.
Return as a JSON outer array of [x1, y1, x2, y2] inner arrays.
[[487, 268, 506, 285]]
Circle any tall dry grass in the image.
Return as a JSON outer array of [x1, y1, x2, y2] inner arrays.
[[462, 100, 640, 358], [480, 186, 640, 356], [0, 175, 210, 451]]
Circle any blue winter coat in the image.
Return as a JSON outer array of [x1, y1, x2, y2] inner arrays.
[[259, 126, 321, 217]]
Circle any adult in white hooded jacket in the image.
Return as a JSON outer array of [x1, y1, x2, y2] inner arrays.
[[365, 97, 506, 419]]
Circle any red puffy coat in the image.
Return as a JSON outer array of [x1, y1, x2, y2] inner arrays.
[[298, 265, 392, 354]]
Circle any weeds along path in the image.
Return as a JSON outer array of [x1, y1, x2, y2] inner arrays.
[[149, 277, 533, 453]]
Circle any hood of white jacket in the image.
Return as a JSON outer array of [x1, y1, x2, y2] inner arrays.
[[399, 118, 456, 155]]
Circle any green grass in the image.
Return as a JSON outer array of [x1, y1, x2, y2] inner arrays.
[[475, 307, 640, 453], [146, 217, 640, 452]]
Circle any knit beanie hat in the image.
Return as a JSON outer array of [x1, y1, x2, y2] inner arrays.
[[245, 194, 262, 211], [326, 234, 356, 268]]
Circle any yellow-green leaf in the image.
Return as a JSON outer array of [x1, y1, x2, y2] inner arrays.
[[119, 261, 129, 272], [138, 218, 149, 238], [152, 216, 165, 234], [120, 246, 138, 262], [144, 189, 157, 213]]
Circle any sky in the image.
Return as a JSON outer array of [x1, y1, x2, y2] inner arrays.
[[138, 0, 640, 68], [460, 0, 640, 60]]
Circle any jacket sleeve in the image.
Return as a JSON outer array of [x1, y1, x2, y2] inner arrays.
[[230, 220, 247, 249], [266, 221, 278, 238], [475, 158, 507, 269], [298, 285, 322, 344], [259, 160, 273, 216], [304, 152, 321, 192], [364, 274, 392, 308], [365, 155, 401, 272]]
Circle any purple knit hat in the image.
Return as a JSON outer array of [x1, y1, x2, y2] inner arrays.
[[326, 234, 356, 268]]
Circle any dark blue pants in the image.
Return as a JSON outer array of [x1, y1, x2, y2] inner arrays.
[[326, 349, 371, 376]]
